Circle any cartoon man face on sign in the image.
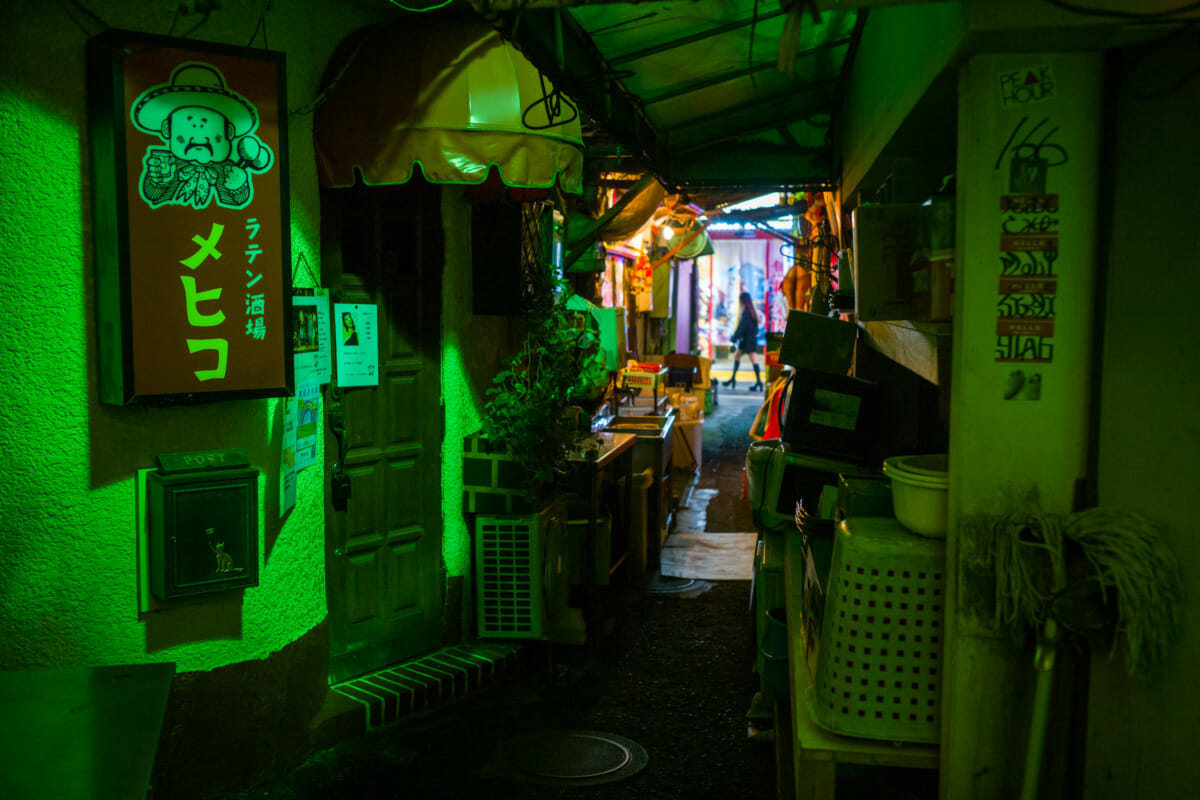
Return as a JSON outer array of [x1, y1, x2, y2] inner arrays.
[[131, 62, 273, 210]]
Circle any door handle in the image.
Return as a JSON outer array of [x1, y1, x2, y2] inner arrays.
[[332, 463, 352, 511]]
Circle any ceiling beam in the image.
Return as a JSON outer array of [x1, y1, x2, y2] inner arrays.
[[607, 8, 789, 66], [668, 145, 835, 191], [470, 1, 867, 190], [641, 36, 852, 105], [667, 77, 838, 153]]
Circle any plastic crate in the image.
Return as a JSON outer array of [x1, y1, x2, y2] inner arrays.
[[808, 516, 946, 744], [745, 441, 882, 534], [666, 366, 695, 388]]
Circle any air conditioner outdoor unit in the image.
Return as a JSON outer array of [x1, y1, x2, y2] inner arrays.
[[476, 507, 577, 641], [476, 513, 545, 639]]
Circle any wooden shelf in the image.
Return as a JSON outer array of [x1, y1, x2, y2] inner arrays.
[[860, 320, 952, 386]]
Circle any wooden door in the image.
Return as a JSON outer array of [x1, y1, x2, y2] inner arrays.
[[324, 180, 443, 682]]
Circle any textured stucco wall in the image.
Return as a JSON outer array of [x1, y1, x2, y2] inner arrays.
[[439, 187, 524, 578], [0, 0, 386, 672], [440, 189, 482, 579]]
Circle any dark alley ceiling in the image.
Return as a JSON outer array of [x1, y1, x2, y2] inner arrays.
[[470, 0, 868, 196]]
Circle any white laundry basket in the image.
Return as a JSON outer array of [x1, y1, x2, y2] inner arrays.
[[807, 516, 946, 744]]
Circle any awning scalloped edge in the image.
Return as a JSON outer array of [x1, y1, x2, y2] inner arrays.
[[317, 128, 583, 193]]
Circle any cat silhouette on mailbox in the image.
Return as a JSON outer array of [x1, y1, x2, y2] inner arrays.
[[131, 62, 273, 210]]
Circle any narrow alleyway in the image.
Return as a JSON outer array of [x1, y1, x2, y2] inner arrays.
[[209, 386, 934, 800], [205, 389, 763, 800]]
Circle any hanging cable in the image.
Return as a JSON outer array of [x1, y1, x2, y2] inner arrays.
[[387, 0, 456, 11], [522, 69, 579, 130], [291, 29, 373, 116], [58, 0, 109, 35], [1041, 0, 1200, 18], [180, 9, 212, 38], [748, 0, 761, 88], [247, 0, 272, 47], [292, 253, 320, 287]]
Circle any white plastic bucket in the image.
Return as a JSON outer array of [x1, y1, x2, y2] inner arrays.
[[883, 454, 949, 538]]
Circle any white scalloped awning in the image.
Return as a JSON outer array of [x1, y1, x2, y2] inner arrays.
[[315, 16, 583, 193]]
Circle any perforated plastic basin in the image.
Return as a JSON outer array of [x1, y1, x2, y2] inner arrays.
[[809, 516, 946, 744]]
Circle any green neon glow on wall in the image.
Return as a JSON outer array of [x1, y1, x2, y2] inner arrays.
[[0, 57, 332, 673], [440, 339, 478, 578]]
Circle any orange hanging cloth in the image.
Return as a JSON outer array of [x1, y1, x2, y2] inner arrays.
[[780, 264, 812, 311]]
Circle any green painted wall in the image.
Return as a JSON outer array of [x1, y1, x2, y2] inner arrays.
[[440, 188, 481, 579], [838, 1, 965, 200], [439, 187, 525, 579], [944, 52, 1102, 799], [1084, 33, 1200, 799], [0, 0, 386, 673]]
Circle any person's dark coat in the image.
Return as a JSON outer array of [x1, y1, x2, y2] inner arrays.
[[731, 308, 758, 351]]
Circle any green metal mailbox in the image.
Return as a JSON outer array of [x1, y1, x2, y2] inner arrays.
[[147, 449, 259, 600]]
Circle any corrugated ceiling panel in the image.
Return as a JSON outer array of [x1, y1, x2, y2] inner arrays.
[[487, 1, 861, 189]]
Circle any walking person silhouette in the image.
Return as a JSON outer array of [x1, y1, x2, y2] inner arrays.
[[723, 292, 764, 391]]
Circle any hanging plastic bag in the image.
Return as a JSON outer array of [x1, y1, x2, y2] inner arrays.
[[748, 374, 791, 441]]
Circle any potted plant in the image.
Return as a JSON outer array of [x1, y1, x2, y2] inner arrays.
[[482, 274, 606, 496]]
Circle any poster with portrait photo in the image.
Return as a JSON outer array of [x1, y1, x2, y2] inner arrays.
[[292, 289, 331, 385], [333, 303, 378, 387]]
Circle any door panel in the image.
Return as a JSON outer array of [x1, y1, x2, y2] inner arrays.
[[386, 535, 423, 612], [387, 459, 421, 529], [324, 181, 443, 682], [387, 375, 423, 446]]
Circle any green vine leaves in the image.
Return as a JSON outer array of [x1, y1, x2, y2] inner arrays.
[[483, 276, 604, 493]]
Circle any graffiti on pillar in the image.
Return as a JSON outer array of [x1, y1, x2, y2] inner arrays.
[[994, 117, 1069, 377], [994, 116, 1068, 194]]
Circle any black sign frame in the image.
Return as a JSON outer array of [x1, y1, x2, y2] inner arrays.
[[88, 29, 293, 405]]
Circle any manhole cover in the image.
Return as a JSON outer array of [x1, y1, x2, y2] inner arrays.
[[644, 574, 697, 593], [638, 573, 714, 595], [496, 730, 648, 786]]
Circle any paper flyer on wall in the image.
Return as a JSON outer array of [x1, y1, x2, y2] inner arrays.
[[294, 379, 320, 470], [280, 396, 297, 518], [333, 302, 379, 387], [292, 289, 332, 385]]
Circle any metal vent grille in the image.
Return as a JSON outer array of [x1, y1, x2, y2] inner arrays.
[[476, 515, 544, 639]]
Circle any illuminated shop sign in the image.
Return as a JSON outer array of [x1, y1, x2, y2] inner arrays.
[[88, 30, 292, 404]]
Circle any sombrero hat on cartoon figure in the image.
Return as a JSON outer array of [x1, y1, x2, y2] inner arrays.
[[132, 62, 257, 137]]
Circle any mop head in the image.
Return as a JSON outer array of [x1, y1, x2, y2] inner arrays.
[[966, 507, 1183, 675]]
